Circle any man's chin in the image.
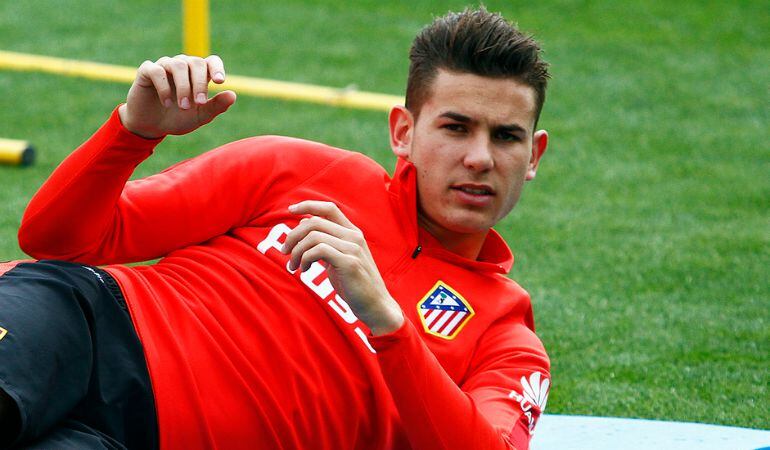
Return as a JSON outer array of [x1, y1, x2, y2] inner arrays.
[[418, 208, 497, 237], [441, 215, 496, 235]]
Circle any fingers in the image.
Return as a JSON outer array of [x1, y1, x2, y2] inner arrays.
[[282, 202, 368, 272], [282, 215, 360, 252], [288, 201, 356, 229], [196, 90, 237, 126], [137, 60, 174, 108], [155, 56, 191, 109], [205, 55, 226, 83], [187, 57, 209, 105], [289, 231, 360, 272], [137, 55, 227, 109]]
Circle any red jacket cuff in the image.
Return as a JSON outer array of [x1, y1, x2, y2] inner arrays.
[[368, 317, 418, 352]]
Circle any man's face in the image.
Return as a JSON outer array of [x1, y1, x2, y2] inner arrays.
[[390, 69, 547, 241]]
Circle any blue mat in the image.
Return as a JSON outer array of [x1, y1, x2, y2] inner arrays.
[[531, 415, 770, 450]]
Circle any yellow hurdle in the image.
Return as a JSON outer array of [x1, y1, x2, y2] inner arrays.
[[183, 0, 210, 57], [0, 138, 35, 166]]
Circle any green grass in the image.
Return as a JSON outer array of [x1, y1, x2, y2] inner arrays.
[[1, 0, 767, 430]]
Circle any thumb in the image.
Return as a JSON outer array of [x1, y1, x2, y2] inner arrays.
[[199, 90, 237, 123]]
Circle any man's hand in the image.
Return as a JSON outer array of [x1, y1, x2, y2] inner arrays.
[[118, 55, 237, 139], [282, 201, 405, 336]]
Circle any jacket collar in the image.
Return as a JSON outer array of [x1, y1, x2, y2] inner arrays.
[[388, 157, 514, 274]]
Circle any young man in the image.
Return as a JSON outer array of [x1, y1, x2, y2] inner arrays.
[[0, 8, 550, 449]]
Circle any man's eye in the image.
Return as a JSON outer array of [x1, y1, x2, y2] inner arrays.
[[443, 123, 466, 133], [495, 131, 521, 142]]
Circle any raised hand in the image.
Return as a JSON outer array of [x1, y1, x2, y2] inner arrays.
[[118, 54, 237, 139], [281, 201, 405, 336]]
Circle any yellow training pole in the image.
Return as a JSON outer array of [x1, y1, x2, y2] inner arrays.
[[183, 0, 210, 57], [0, 50, 403, 112]]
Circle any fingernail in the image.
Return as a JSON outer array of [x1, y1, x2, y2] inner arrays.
[[213, 72, 224, 82], [180, 97, 190, 109], [164, 98, 173, 108], [288, 204, 297, 212], [196, 93, 207, 104], [280, 244, 287, 254]]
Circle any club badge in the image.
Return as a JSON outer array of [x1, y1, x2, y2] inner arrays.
[[417, 281, 475, 339]]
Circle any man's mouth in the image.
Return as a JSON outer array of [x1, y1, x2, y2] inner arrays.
[[451, 184, 495, 196]]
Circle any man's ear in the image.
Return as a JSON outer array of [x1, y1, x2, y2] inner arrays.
[[526, 130, 548, 181], [389, 105, 414, 159]]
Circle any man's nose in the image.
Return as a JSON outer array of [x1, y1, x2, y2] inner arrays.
[[462, 137, 494, 172]]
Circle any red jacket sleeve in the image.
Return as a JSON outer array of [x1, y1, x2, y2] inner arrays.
[[370, 311, 550, 450], [18, 107, 343, 264]]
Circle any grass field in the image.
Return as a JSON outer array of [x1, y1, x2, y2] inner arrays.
[[1, 0, 767, 430]]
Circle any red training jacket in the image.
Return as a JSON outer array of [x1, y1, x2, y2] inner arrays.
[[18, 108, 550, 450]]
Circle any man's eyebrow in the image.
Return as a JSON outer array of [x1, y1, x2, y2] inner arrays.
[[439, 111, 529, 134], [439, 111, 473, 123], [495, 123, 528, 134]]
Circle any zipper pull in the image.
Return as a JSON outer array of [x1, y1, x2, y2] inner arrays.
[[411, 245, 422, 259]]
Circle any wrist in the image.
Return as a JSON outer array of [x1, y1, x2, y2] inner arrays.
[[117, 104, 164, 140], [368, 301, 405, 336]]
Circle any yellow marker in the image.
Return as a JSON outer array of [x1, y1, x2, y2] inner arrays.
[[0, 327, 7, 341], [183, 0, 210, 57], [0, 138, 35, 166]]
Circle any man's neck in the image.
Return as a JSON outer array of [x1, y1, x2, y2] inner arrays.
[[417, 215, 489, 260]]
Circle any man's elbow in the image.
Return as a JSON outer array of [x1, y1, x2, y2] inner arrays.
[[18, 219, 79, 261]]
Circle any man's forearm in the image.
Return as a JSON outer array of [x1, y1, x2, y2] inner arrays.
[[18, 108, 158, 263], [370, 320, 526, 450]]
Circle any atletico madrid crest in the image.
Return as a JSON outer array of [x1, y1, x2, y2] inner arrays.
[[417, 281, 475, 340]]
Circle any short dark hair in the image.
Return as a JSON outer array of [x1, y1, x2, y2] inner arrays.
[[406, 8, 550, 125]]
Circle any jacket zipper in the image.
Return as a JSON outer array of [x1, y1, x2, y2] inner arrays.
[[386, 244, 421, 278]]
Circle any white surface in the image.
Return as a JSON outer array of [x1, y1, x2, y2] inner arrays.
[[530, 414, 770, 450]]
